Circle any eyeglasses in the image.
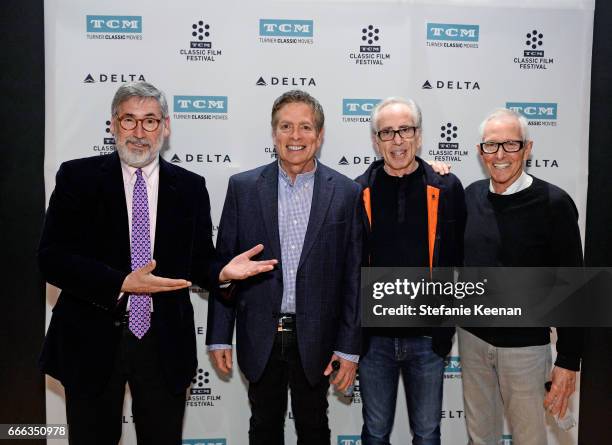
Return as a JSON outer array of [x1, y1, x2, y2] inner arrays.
[[479, 140, 524, 154], [376, 126, 418, 142], [117, 115, 162, 132]]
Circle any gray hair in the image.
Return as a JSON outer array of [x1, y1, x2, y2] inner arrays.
[[370, 97, 422, 135], [111, 81, 169, 118], [271, 90, 325, 133], [478, 108, 530, 142]]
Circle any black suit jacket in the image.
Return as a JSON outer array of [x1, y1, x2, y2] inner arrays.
[[206, 161, 362, 386], [39, 152, 214, 395]]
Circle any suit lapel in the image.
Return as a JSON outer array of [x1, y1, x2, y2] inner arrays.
[[100, 152, 131, 269], [154, 156, 178, 263], [257, 162, 282, 262], [299, 164, 335, 269]]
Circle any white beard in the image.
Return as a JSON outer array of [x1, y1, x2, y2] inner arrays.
[[116, 135, 163, 168]]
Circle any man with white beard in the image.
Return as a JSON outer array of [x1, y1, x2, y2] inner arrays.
[[39, 82, 272, 445]]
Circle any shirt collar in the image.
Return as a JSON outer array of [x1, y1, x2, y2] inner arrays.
[[278, 159, 317, 186], [489, 170, 533, 195], [121, 155, 159, 182]]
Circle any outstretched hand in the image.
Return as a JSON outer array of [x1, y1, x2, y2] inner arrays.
[[121, 260, 192, 293], [219, 244, 278, 282]]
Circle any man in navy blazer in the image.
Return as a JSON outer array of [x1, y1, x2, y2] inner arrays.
[[206, 90, 363, 445], [39, 82, 235, 445]]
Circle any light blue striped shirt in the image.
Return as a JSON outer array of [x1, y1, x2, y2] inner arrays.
[[278, 162, 316, 313]]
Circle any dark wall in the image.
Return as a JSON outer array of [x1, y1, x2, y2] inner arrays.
[[0, 1, 46, 443], [579, 0, 612, 442]]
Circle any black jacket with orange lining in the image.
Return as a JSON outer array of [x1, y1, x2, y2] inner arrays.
[[355, 157, 467, 358]]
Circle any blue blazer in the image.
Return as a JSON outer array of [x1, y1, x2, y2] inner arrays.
[[206, 161, 362, 386], [39, 151, 215, 395]]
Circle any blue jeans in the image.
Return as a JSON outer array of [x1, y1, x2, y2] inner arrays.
[[360, 336, 444, 445]]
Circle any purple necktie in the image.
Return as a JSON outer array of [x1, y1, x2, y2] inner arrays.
[[129, 168, 151, 339]]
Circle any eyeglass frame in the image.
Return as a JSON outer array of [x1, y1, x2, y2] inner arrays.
[[376, 126, 419, 142], [115, 114, 163, 132], [479, 140, 525, 154]]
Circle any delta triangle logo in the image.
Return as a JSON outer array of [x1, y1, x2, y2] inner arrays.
[[84, 74, 95, 83], [339, 156, 349, 165], [256, 77, 267, 86], [170, 154, 181, 163], [422, 80, 432, 89]]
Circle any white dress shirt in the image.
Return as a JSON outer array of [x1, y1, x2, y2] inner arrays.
[[489, 170, 533, 195]]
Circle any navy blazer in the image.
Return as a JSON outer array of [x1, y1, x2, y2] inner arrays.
[[39, 151, 215, 395], [206, 161, 362, 386]]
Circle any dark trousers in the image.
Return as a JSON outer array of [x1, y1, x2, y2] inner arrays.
[[248, 330, 331, 445], [64, 325, 186, 445]]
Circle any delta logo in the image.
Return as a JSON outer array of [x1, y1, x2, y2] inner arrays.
[[255, 75, 316, 87], [83, 73, 146, 84], [422, 80, 480, 91]]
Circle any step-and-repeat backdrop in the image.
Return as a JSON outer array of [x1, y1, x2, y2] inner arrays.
[[44, 1, 594, 444]]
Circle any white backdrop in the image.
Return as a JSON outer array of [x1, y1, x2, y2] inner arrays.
[[43, 1, 594, 444]]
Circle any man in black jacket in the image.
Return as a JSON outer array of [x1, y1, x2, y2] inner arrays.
[[459, 108, 583, 445], [355, 97, 466, 445], [39, 82, 272, 445]]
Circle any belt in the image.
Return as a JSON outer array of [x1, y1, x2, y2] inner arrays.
[[277, 314, 296, 332]]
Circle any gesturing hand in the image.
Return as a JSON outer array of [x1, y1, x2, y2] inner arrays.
[[219, 244, 278, 282], [121, 260, 192, 293]]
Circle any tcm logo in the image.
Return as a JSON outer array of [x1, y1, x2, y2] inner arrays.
[[259, 19, 313, 37], [86, 15, 142, 33], [183, 439, 226, 445], [338, 436, 361, 445], [444, 355, 461, 373], [174, 96, 228, 113], [506, 102, 557, 120], [343, 99, 380, 116], [524, 29, 544, 57], [427, 23, 479, 42], [190, 369, 211, 394]]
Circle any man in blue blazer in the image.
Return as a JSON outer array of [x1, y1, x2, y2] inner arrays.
[[206, 90, 363, 445], [39, 82, 235, 445]]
